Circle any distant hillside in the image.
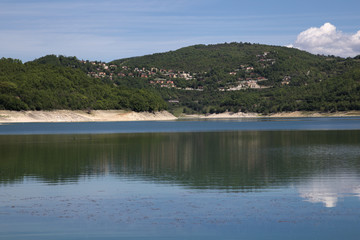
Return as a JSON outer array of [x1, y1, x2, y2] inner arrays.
[[112, 42, 321, 71], [110, 42, 360, 114], [0, 57, 167, 111], [112, 42, 341, 86], [1, 42, 359, 114]]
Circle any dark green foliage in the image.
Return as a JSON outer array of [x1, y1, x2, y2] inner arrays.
[[32, 55, 82, 68], [112, 42, 331, 85], [0, 57, 167, 112], [218, 64, 360, 113], [113, 43, 271, 72], [111, 42, 360, 114], [1, 42, 360, 114]]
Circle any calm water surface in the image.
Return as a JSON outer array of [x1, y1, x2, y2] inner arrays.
[[0, 118, 360, 239], [1, 117, 360, 134]]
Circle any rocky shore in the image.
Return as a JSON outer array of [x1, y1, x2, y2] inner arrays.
[[0, 110, 177, 123], [1, 110, 359, 123]]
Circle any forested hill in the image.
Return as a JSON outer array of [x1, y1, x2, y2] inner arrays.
[[111, 42, 360, 113], [113, 42, 323, 72], [112, 42, 343, 86], [0, 58, 167, 111], [1, 42, 360, 113]]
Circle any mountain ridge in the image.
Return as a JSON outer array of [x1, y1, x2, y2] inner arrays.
[[1, 42, 360, 114]]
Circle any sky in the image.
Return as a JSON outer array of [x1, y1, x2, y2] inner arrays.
[[1, 0, 360, 62]]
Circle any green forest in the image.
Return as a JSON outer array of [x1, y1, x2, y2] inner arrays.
[[1, 42, 360, 114], [0, 58, 167, 112]]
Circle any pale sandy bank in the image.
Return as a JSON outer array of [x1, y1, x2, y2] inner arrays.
[[1, 110, 359, 123], [0, 110, 177, 123], [266, 111, 360, 118], [181, 110, 360, 119], [182, 112, 260, 119]]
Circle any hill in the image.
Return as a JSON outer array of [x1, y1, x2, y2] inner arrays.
[[1, 42, 360, 114], [111, 42, 360, 114], [112, 42, 340, 86], [0, 57, 167, 111]]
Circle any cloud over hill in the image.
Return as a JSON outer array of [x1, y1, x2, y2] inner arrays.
[[292, 23, 360, 57]]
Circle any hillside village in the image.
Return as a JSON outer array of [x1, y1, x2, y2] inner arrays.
[[81, 51, 278, 91], [2, 42, 360, 114]]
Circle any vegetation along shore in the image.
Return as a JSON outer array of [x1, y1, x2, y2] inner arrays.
[[1, 42, 359, 117]]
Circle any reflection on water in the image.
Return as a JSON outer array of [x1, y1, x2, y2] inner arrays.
[[1, 129, 360, 239], [1, 130, 360, 191], [297, 174, 360, 208]]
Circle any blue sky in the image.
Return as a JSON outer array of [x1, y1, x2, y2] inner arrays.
[[1, 0, 360, 62]]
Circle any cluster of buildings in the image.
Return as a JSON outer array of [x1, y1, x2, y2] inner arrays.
[[83, 61, 117, 80], [226, 80, 270, 91], [149, 79, 175, 88], [256, 52, 276, 67], [223, 54, 271, 91], [84, 61, 195, 88], [81, 51, 284, 91]]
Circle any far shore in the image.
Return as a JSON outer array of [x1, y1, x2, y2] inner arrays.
[[0, 110, 177, 123], [183, 110, 360, 119], [0, 110, 360, 123]]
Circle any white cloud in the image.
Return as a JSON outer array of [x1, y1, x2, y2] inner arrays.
[[293, 23, 360, 57]]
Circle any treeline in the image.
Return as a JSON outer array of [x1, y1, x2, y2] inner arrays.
[[169, 65, 360, 114], [0, 58, 167, 111], [1, 42, 360, 114], [113, 42, 360, 114], [112, 42, 339, 86], [113, 42, 277, 72]]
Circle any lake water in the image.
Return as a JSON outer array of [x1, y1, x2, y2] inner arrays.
[[1, 118, 360, 239]]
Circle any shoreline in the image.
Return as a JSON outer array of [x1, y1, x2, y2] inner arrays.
[[182, 110, 360, 119], [0, 110, 360, 123], [0, 110, 177, 123]]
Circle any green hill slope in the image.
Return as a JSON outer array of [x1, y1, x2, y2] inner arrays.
[[1, 42, 359, 114], [112, 42, 340, 86], [111, 42, 360, 113], [0, 57, 167, 111]]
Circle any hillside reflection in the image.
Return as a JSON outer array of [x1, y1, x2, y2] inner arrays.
[[1, 131, 360, 191]]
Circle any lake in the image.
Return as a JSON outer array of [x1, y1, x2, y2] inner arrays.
[[1, 118, 360, 239]]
